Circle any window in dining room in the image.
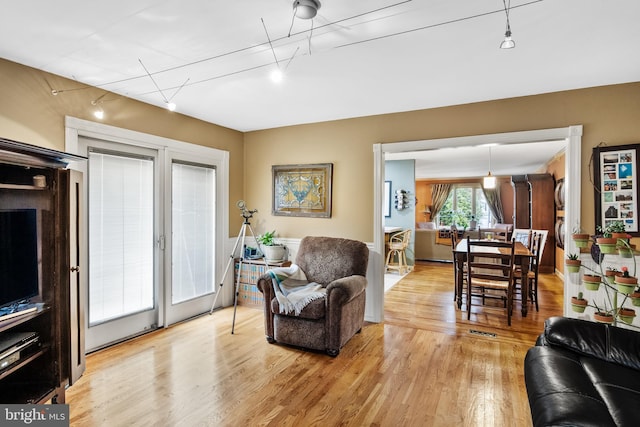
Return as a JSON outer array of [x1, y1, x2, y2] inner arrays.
[[438, 185, 493, 228]]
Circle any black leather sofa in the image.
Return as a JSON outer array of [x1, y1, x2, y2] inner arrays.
[[524, 316, 640, 427]]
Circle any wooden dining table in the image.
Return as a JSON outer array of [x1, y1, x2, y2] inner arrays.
[[453, 239, 535, 316]]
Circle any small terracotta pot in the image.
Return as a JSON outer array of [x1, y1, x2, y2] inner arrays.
[[594, 312, 614, 324], [615, 275, 638, 294], [596, 237, 618, 254], [605, 269, 622, 284], [618, 307, 636, 325], [583, 274, 602, 291], [612, 232, 629, 244], [572, 233, 590, 248], [565, 259, 581, 273], [618, 246, 635, 258], [570, 297, 588, 313], [630, 291, 640, 307]]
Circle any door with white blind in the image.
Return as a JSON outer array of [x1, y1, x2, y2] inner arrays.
[[164, 157, 217, 325], [82, 140, 161, 351]]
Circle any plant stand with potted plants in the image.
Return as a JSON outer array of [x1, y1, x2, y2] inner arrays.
[[568, 221, 640, 329]]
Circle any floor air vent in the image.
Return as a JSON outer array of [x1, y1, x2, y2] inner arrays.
[[469, 329, 497, 338]]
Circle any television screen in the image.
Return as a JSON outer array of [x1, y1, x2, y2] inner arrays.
[[0, 209, 39, 309]]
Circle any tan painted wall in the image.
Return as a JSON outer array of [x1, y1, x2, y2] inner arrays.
[[0, 58, 245, 233], [246, 82, 640, 242]]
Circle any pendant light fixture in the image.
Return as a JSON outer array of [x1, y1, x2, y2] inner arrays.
[[500, 0, 515, 49], [483, 146, 497, 189]]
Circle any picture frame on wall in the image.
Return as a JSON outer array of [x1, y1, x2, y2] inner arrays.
[[593, 144, 640, 236], [384, 181, 391, 217], [272, 163, 333, 218]]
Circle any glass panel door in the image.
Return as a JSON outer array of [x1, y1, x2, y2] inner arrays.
[[164, 159, 217, 325], [84, 145, 160, 351]]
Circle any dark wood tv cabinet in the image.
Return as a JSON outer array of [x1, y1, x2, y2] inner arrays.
[[0, 138, 84, 404]]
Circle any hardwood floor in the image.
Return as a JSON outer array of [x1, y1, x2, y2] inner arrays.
[[66, 262, 564, 426]]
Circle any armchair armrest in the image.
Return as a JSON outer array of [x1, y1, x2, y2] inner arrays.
[[257, 273, 274, 298], [326, 275, 367, 306], [256, 273, 276, 340]]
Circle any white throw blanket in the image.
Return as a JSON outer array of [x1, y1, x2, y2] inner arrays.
[[268, 264, 326, 315]]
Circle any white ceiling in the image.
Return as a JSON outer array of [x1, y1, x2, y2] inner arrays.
[[1, 0, 639, 135]]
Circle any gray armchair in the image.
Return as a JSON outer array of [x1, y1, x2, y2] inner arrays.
[[257, 236, 369, 356]]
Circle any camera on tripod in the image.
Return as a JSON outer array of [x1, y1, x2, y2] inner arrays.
[[236, 200, 257, 220]]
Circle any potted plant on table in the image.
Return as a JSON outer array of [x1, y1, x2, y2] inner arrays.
[[257, 230, 286, 263]]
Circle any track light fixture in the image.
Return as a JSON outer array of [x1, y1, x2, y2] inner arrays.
[[91, 93, 108, 120], [500, 0, 515, 49], [293, 0, 321, 20]]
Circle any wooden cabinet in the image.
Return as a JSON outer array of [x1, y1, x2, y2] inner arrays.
[[0, 138, 84, 404], [511, 173, 556, 273], [235, 258, 291, 308]]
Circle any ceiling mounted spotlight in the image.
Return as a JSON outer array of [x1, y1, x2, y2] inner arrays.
[[500, 0, 515, 49], [293, 0, 321, 19]]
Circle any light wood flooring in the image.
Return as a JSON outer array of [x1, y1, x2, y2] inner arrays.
[[66, 262, 564, 426]]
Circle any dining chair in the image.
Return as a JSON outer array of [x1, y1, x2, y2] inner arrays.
[[465, 236, 516, 326], [451, 229, 463, 301], [385, 229, 412, 275], [525, 232, 543, 311]]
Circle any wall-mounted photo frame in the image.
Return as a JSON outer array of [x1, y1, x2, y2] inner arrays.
[[593, 144, 640, 236], [272, 163, 333, 218], [384, 181, 391, 217]]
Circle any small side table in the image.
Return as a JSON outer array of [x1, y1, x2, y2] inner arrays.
[[235, 258, 291, 308]]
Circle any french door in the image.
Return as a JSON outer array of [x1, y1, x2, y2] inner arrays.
[[164, 156, 217, 325], [79, 136, 218, 351]]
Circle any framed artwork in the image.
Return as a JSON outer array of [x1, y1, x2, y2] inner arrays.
[[384, 181, 392, 217], [272, 163, 333, 218], [593, 144, 640, 236]]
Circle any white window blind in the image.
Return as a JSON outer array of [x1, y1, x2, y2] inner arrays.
[[88, 152, 155, 325], [171, 162, 216, 304]]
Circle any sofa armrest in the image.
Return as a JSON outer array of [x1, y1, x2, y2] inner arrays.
[[542, 316, 640, 371], [524, 346, 617, 427], [326, 275, 367, 306]]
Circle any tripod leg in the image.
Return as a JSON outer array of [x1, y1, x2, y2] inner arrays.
[[231, 224, 249, 334], [210, 224, 246, 315]]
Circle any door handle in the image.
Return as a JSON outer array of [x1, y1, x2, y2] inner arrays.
[[70, 266, 80, 273]]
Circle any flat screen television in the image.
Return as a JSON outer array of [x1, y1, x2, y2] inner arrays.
[[0, 209, 39, 309]]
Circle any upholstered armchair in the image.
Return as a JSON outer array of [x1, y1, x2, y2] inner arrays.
[[256, 236, 369, 356]]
